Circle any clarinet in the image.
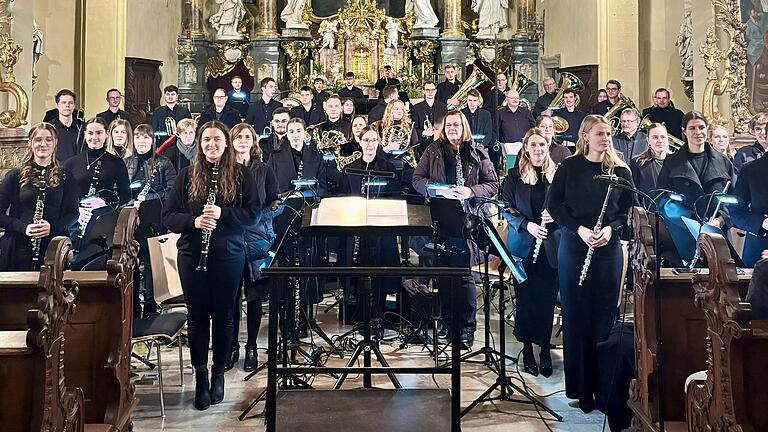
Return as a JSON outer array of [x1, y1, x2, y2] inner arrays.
[[31, 168, 47, 267], [196, 160, 220, 272], [578, 180, 615, 286], [77, 160, 102, 240], [455, 150, 469, 211], [137, 161, 158, 202]]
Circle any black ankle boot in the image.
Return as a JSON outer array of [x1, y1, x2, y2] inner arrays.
[[243, 345, 258, 372], [210, 365, 225, 405], [522, 343, 538, 377], [194, 366, 211, 410], [539, 348, 553, 378], [224, 346, 239, 372]]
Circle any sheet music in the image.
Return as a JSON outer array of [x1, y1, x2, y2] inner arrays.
[[311, 197, 408, 227]]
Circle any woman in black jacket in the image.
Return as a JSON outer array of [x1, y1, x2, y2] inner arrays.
[[501, 128, 559, 377], [123, 124, 177, 317], [629, 123, 670, 200], [162, 120, 258, 410], [0, 123, 78, 270], [226, 122, 280, 372]]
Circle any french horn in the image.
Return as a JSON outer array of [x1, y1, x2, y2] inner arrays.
[[382, 124, 417, 168]]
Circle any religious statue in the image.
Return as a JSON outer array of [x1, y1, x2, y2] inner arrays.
[[472, 0, 509, 38], [320, 20, 338, 51], [675, 10, 693, 79], [32, 20, 43, 88], [385, 18, 405, 54], [209, 0, 246, 40], [281, 0, 309, 29], [406, 0, 439, 29]]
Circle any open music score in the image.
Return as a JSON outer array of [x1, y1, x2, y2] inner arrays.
[[310, 197, 409, 227]]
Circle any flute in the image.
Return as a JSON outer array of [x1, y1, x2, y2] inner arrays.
[[578, 181, 615, 286], [196, 160, 220, 272]]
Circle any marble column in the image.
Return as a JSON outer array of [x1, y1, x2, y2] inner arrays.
[[442, 0, 463, 37], [255, 0, 278, 37], [511, 35, 540, 102], [440, 0, 468, 81]]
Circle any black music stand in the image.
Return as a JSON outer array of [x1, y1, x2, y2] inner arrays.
[[460, 218, 563, 422]]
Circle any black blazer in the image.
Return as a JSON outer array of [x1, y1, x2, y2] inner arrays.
[[731, 154, 768, 266], [267, 138, 328, 197], [461, 107, 495, 148], [197, 106, 242, 130], [367, 102, 386, 124], [629, 156, 662, 201], [411, 100, 447, 140], [501, 168, 559, 266], [246, 98, 282, 136], [337, 156, 401, 196], [290, 104, 325, 127]]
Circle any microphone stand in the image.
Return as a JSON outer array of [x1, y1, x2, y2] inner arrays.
[[594, 175, 666, 432]]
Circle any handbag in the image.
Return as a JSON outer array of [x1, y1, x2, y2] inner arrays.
[[146, 232, 183, 304]]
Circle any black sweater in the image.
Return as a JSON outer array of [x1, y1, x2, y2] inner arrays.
[[545, 155, 634, 235], [62, 147, 131, 206], [162, 164, 258, 255]]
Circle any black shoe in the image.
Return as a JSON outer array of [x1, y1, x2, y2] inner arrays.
[[459, 328, 474, 350], [193, 367, 211, 411], [539, 349, 552, 378], [579, 398, 595, 414], [522, 348, 539, 377], [224, 346, 239, 372], [209, 367, 225, 405], [243, 346, 258, 372], [436, 324, 450, 341]]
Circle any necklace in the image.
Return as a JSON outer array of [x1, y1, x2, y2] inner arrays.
[[86, 151, 105, 171]]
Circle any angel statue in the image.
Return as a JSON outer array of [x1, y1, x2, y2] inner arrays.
[[472, 0, 509, 38], [385, 18, 405, 54], [675, 10, 693, 79], [209, 0, 246, 39], [280, 0, 309, 29], [406, 0, 439, 29], [320, 20, 339, 51]]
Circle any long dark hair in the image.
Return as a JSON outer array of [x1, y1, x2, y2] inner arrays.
[[20, 123, 65, 188], [188, 121, 241, 203]]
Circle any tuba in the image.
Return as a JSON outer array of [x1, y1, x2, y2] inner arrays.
[[639, 115, 685, 153], [382, 124, 417, 168], [551, 116, 570, 134], [512, 70, 535, 111], [446, 69, 488, 111], [605, 93, 638, 134], [549, 72, 584, 108]]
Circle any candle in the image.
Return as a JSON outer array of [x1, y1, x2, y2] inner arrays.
[[186, 31, 191, 41]]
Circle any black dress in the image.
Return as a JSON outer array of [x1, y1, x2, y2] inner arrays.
[[0, 165, 79, 270]]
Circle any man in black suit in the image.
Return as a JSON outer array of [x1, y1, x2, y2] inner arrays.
[[592, 79, 622, 116], [246, 77, 282, 136], [461, 89, 494, 148], [150, 85, 192, 141], [411, 80, 447, 145], [96, 88, 130, 126], [290, 85, 324, 126], [312, 77, 330, 108], [641, 88, 684, 140], [337, 71, 364, 99], [197, 88, 242, 130], [374, 65, 400, 100], [436, 64, 462, 106], [367, 85, 398, 125], [259, 107, 291, 163], [49, 88, 85, 162]]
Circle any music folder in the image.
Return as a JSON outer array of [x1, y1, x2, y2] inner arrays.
[[302, 196, 433, 237]]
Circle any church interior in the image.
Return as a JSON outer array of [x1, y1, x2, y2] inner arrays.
[[1, 0, 767, 431]]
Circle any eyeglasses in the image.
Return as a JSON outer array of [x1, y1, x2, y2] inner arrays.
[[361, 138, 380, 143], [423, 88, 437, 92], [213, 95, 227, 99]]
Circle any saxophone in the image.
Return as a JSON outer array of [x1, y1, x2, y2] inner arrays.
[[31, 168, 47, 267], [578, 178, 615, 286], [196, 160, 220, 272], [77, 160, 102, 241]]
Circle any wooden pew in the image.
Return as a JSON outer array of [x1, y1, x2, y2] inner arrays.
[[625, 207, 751, 432], [0, 207, 139, 431], [0, 237, 84, 432], [685, 232, 768, 431]]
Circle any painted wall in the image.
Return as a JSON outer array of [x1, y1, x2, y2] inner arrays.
[[541, 0, 600, 69], [82, 0, 126, 116]]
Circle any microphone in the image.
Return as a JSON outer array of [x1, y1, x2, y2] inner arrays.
[[344, 167, 396, 178], [593, 174, 627, 184]]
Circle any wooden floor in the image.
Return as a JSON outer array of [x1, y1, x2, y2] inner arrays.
[[131, 288, 612, 431]]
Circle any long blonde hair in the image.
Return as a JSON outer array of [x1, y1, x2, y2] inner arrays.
[[106, 119, 133, 157], [518, 128, 556, 185], [381, 100, 412, 131], [575, 114, 628, 171], [20, 123, 65, 188]]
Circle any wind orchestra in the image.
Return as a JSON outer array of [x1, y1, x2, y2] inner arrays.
[[8, 67, 767, 425]]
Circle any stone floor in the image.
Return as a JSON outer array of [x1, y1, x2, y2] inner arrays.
[[131, 286, 615, 432]]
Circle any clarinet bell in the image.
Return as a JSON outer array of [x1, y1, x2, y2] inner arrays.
[[196, 257, 208, 272]]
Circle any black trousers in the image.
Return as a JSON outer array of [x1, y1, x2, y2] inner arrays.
[[179, 248, 244, 370], [513, 250, 558, 347], [232, 268, 270, 349], [558, 229, 622, 403]]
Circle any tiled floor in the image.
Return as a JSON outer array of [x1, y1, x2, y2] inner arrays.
[[131, 288, 612, 431]]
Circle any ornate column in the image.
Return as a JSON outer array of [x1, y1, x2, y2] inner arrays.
[[255, 0, 278, 37], [511, 0, 541, 102], [439, 0, 468, 81], [250, 0, 282, 96], [442, 0, 462, 37], [515, 0, 537, 37], [183, 0, 205, 37]]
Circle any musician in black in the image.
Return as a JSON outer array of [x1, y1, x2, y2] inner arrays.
[[228, 123, 280, 372], [532, 77, 557, 118], [197, 88, 242, 130], [289, 86, 324, 127], [591, 80, 622, 115], [367, 85, 398, 125], [733, 112, 768, 175], [629, 123, 670, 199], [96, 89, 130, 127], [482, 72, 508, 112], [162, 120, 259, 411], [124, 124, 177, 318], [656, 111, 733, 264], [258, 107, 290, 163], [461, 89, 494, 150], [731, 141, 768, 267], [163, 118, 198, 173], [545, 114, 633, 413], [338, 71, 364, 99], [641, 88, 684, 140], [412, 110, 500, 349], [374, 65, 400, 99], [246, 77, 282, 136], [150, 85, 192, 141], [106, 119, 132, 158], [312, 77, 331, 108], [227, 75, 250, 120], [551, 89, 587, 146], [342, 97, 356, 123], [63, 117, 131, 242], [0, 123, 78, 271], [501, 128, 559, 378], [346, 115, 367, 154], [435, 64, 462, 105], [411, 80, 447, 147], [50, 89, 85, 162]]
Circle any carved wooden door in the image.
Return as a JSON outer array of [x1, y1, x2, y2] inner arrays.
[[125, 58, 163, 126]]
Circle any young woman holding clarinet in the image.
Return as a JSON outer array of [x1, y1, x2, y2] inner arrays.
[[162, 120, 258, 410], [545, 114, 634, 412]]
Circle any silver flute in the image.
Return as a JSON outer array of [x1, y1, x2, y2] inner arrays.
[[532, 180, 551, 264], [31, 168, 47, 267], [578, 181, 615, 286], [77, 160, 102, 240], [196, 160, 220, 272]]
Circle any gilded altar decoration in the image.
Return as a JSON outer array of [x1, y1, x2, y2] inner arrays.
[[0, 33, 28, 128], [282, 40, 312, 91], [176, 37, 197, 61], [184, 63, 198, 84], [469, 39, 512, 73], [204, 41, 256, 78], [405, 38, 438, 81]]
